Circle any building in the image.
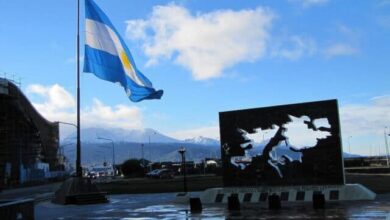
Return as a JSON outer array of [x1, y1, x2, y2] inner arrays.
[[0, 78, 62, 187]]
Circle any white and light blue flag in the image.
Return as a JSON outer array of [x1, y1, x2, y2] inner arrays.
[[84, 0, 163, 102]]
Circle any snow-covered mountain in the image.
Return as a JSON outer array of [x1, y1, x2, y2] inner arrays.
[[184, 136, 220, 146], [60, 127, 361, 166], [63, 127, 180, 143], [60, 127, 221, 164]]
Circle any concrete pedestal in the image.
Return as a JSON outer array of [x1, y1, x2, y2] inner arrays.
[[173, 192, 190, 203], [52, 177, 108, 205], [199, 184, 376, 204]]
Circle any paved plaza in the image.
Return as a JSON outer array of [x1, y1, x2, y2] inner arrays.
[[35, 192, 390, 219]]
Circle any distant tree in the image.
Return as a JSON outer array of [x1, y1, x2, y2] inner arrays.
[[121, 159, 150, 177]]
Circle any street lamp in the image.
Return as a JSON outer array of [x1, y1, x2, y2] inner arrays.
[[148, 131, 156, 162], [56, 121, 79, 175], [59, 142, 74, 171], [384, 127, 390, 167], [97, 137, 116, 176], [178, 147, 187, 193], [56, 121, 77, 129], [141, 143, 144, 167], [348, 136, 352, 154]]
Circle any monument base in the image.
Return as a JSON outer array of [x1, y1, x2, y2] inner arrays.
[[52, 177, 108, 205], [199, 184, 376, 204], [173, 192, 191, 203]]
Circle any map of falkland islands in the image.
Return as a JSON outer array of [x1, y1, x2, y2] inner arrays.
[[228, 115, 332, 178]]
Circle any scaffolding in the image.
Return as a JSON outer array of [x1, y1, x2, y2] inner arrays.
[[0, 78, 61, 187]]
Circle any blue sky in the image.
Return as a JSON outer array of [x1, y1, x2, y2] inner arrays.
[[0, 0, 389, 156]]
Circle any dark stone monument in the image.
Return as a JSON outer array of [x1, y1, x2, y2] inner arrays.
[[220, 99, 344, 186], [200, 99, 375, 204]]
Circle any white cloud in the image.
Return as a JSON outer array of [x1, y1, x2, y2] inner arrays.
[[270, 24, 359, 60], [83, 98, 143, 129], [323, 43, 359, 58], [322, 25, 360, 58], [271, 36, 316, 60], [289, 0, 329, 8], [26, 84, 144, 137], [169, 125, 220, 140], [27, 84, 75, 111], [340, 95, 390, 136], [372, 95, 390, 106], [126, 4, 274, 80]]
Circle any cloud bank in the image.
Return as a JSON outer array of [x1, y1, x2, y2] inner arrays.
[[126, 4, 274, 80], [169, 125, 220, 140], [26, 84, 143, 137], [126, 4, 360, 78], [25, 83, 390, 148], [169, 96, 390, 145], [340, 95, 390, 136]]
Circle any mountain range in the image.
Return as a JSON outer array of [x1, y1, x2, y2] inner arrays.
[[63, 127, 179, 143], [61, 127, 220, 165], [61, 127, 360, 166]]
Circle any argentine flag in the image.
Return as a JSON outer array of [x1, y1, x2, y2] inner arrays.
[[84, 0, 163, 102]]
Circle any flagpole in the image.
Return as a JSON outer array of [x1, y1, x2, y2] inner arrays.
[[76, 0, 82, 177], [52, 0, 106, 204]]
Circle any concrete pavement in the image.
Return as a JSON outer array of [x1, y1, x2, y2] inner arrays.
[[0, 182, 61, 202], [35, 192, 390, 219]]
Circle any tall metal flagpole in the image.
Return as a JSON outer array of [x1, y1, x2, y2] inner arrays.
[[53, 0, 107, 204], [76, 0, 82, 177]]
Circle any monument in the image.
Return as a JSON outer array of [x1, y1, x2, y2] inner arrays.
[[200, 100, 375, 203]]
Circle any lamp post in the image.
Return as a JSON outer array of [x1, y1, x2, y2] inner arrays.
[[59, 142, 74, 162], [141, 143, 144, 166], [384, 127, 389, 167], [55, 121, 80, 176], [56, 121, 78, 174], [148, 131, 156, 161], [148, 136, 151, 161], [178, 147, 187, 193], [56, 121, 77, 129], [97, 137, 115, 176], [148, 131, 156, 171], [348, 136, 352, 154]]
